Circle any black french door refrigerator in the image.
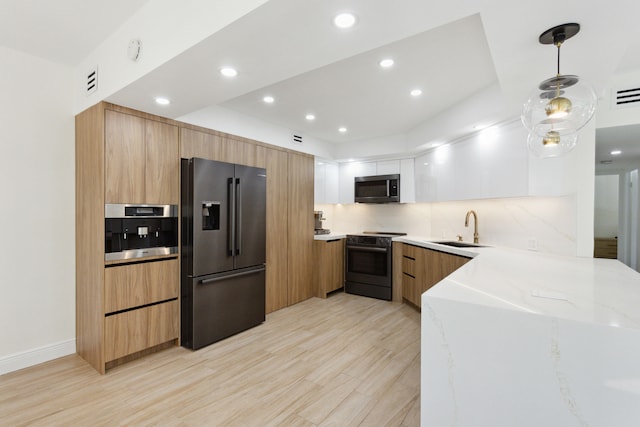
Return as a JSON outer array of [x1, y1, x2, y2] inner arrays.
[[181, 157, 266, 350]]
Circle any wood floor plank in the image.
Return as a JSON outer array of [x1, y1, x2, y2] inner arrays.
[[0, 293, 420, 426]]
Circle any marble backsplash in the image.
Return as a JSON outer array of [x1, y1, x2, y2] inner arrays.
[[316, 195, 577, 256]]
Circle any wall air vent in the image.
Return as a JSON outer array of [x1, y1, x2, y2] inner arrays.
[[613, 87, 640, 109], [292, 133, 303, 144], [86, 66, 98, 95]]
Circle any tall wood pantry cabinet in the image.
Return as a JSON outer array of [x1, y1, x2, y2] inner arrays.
[[76, 103, 179, 374], [77, 103, 315, 373]]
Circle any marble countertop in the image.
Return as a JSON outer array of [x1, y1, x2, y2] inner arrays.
[[395, 235, 640, 331], [413, 236, 640, 425], [313, 233, 347, 240]]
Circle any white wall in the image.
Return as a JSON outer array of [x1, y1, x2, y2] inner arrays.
[[596, 69, 640, 130], [0, 47, 76, 374]]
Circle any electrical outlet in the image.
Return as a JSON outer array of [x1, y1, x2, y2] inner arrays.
[[527, 238, 539, 251]]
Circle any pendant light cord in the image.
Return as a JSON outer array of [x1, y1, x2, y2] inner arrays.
[[556, 42, 561, 76]]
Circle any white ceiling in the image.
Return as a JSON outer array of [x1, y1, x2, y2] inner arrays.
[[3, 0, 640, 154], [220, 14, 497, 143], [0, 0, 149, 65]]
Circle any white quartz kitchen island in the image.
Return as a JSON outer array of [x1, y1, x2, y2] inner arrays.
[[403, 239, 640, 427]]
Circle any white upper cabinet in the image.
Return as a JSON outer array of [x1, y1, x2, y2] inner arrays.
[[314, 159, 339, 204], [338, 161, 376, 204], [414, 121, 530, 202], [400, 158, 416, 203], [376, 160, 401, 175]]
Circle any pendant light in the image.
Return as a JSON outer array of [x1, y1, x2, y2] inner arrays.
[[521, 23, 597, 158]]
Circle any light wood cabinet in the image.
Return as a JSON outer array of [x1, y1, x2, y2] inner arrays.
[[265, 149, 289, 313], [594, 238, 617, 259], [145, 119, 179, 204], [400, 243, 470, 309], [288, 153, 314, 305], [401, 244, 424, 307], [105, 110, 178, 204], [313, 238, 345, 298], [76, 103, 180, 374], [105, 259, 178, 313], [104, 300, 178, 362], [105, 110, 145, 203]]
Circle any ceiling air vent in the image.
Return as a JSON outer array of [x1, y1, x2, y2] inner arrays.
[[613, 87, 640, 109], [292, 133, 303, 144], [86, 66, 98, 95]]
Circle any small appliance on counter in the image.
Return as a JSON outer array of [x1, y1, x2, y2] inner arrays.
[[314, 210, 331, 235]]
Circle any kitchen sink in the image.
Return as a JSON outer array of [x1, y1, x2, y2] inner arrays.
[[430, 241, 486, 248]]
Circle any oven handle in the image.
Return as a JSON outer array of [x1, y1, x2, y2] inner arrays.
[[346, 245, 389, 253]]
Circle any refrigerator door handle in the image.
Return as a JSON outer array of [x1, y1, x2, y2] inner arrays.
[[227, 177, 235, 256], [199, 266, 266, 284], [236, 178, 242, 256]]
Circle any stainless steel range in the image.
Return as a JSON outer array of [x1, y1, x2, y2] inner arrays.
[[345, 232, 406, 301]]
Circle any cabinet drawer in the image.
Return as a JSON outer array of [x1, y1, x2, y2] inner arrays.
[[402, 256, 416, 276], [402, 244, 420, 258], [402, 273, 421, 307], [104, 300, 178, 362], [105, 259, 178, 313]]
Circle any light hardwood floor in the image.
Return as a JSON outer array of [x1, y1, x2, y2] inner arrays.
[[0, 293, 420, 426]]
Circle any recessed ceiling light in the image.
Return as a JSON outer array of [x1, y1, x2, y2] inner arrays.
[[263, 96, 275, 104], [305, 114, 316, 121], [379, 58, 394, 68], [338, 127, 348, 133], [220, 67, 238, 77], [410, 89, 423, 97], [611, 150, 622, 155], [333, 12, 356, 29], [154, 97, 170, 105]]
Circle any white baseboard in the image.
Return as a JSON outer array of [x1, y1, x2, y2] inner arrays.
[[0, 339, 76, 376]]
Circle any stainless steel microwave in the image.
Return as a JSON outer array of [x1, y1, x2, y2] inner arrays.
[[354, 174, 400, 203]]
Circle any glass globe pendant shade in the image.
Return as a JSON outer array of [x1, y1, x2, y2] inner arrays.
[[521, 74, 597, 136], [527, 130, 578, 158]]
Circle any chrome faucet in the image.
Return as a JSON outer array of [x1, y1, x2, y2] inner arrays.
[[465, 210, 479, 244]]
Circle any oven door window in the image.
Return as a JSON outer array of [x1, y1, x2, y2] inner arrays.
[[347, 247, 388, 277]]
